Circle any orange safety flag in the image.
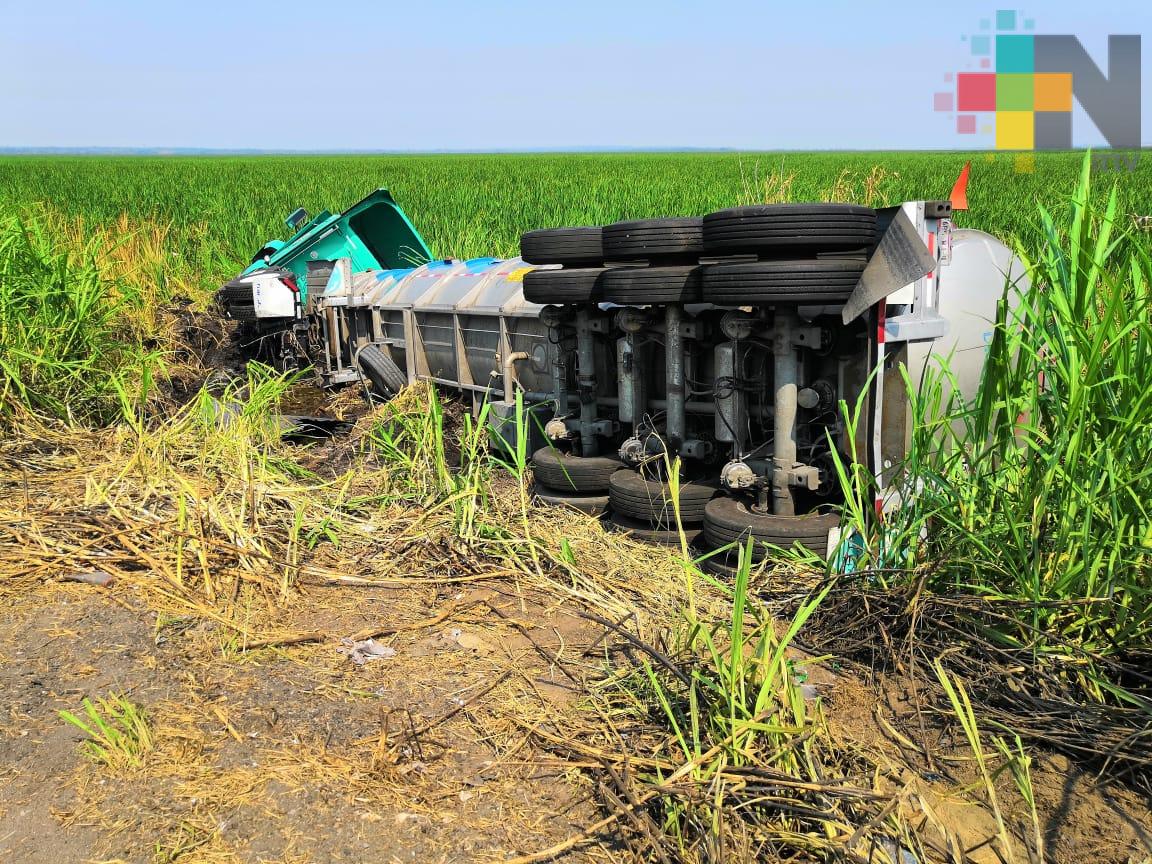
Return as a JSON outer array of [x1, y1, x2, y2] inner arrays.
[[950, 161, 971, 211]]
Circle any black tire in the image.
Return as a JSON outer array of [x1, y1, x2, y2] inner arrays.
[[520, 227, 603, 266], [226, 303, 257, 322], [532, 447, 623, 493], [357, 345, 408, 398], [608, 470, 719, 527], [600, 265, 703, 305], [522, 268, 606, 305], [602, 217, 703, 261], [219, 267, 295, 311], [533, 486, 610, 517], [699, 554, 741, 579], [219, 283, 255, 306], [703, 204, 877, 254], [608, 514, 703, 547], [702, 496, 838, 559], [700, 259, 865, 305]]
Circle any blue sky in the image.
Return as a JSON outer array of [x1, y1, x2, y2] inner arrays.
[[1, 0, 1148, 150]]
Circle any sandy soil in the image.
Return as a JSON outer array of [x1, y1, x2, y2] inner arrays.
[[0, 580, 610, 863], [4, 574, 1151, 864]]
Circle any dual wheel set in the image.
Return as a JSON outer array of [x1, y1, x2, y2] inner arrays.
[[519, 202, 877, 307], [530, 448, 839, 575], [520, 203, 869, 572]]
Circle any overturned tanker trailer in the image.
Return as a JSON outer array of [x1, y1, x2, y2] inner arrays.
[[218, 188, 1028, 571]]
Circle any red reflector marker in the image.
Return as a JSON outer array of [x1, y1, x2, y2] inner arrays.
[[950, 161, 971, 211]]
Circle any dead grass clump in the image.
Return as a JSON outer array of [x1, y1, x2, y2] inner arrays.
[[823, 165, 902, 207], [795, 576, 1152, 775], [0, 375, 710, 642], [738, 159, 796, 205]]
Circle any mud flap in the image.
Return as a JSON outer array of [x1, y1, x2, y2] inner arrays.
[[841, 208, 936, 325]]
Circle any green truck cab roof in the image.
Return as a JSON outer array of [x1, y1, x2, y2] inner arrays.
[[244, 189, 433, 301]]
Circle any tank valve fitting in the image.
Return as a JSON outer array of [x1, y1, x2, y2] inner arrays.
[[720, 460, 760, 491], [812, 451, 839, 497]]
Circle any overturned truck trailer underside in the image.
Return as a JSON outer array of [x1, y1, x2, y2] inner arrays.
[[219, 190, 1028, 570]]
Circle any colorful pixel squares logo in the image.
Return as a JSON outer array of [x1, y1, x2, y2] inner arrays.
[[933, 10, 1142, 171]]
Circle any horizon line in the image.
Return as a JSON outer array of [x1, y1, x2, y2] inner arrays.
[[1, 146, 1149, 157]]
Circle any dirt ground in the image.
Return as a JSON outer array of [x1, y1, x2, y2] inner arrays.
[[0, 579, 611, 863], [817, 670, 1152, 864], [4, 572, 1151, 864]]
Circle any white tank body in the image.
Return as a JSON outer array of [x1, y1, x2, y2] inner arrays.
[[908, 228, 1031, 404]]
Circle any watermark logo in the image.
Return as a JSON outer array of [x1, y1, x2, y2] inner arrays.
[[933, 10, 1141, 171]]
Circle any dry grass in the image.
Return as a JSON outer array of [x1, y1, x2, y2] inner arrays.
[[34, 206, 210, 304], [7, 375, 1150, 862], [0, 375, 919, 862], [738, 160, 796, 205], [822, 165, 902, 207], [13, 564, 616, 861], [737, 162, 901, 209]]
